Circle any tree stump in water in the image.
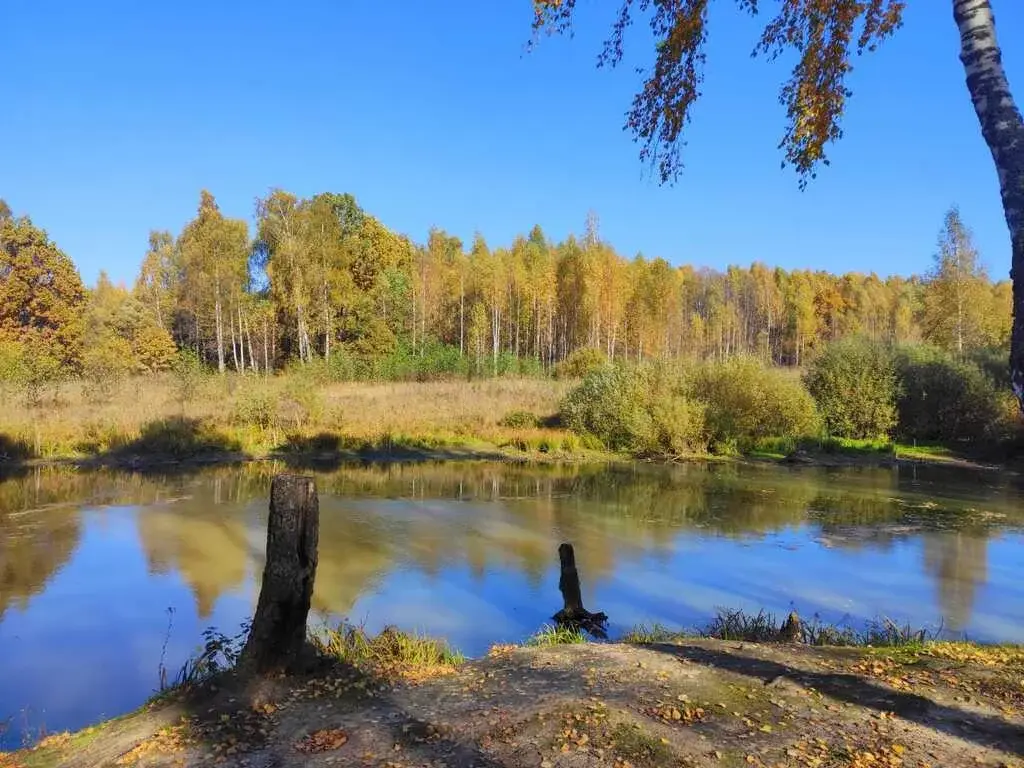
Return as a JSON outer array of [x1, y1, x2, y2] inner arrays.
[[553, 542, 608, 637], [238, 474, 320, 676]]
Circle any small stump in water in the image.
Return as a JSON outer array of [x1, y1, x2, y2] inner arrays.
[[239, 474, 320, 676], [553, 542, 608, 638]]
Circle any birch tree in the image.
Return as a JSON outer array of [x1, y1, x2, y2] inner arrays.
[[177, 191, 249, 372], [530, 0, 1024, 408], [922, 207, 991, 354]]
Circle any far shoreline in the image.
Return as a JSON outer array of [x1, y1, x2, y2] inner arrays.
[[0, 436, 1009, 477]]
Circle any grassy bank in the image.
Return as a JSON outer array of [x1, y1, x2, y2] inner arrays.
[[0, 375, 589, 466], [0, 368, 1008, 473], [5, 616, 1021, 768]]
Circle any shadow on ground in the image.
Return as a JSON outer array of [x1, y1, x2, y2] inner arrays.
[[645, 641, 1024, 757], [71, 417, 252, 476]]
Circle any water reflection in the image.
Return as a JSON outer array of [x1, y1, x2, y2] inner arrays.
[[0, 459, 1022, 747]]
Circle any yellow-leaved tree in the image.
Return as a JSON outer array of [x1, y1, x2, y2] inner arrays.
[[529, 1, 1023, 408]]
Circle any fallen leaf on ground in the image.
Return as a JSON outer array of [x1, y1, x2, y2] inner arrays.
[[293, 728, 349, 753]]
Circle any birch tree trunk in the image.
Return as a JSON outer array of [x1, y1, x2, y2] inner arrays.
[[954, 0, 1024, 407], [229, 311, 239, 372], [215, 284, 226, 374]]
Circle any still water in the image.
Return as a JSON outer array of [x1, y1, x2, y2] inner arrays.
[[1, 459, 1022, 747]]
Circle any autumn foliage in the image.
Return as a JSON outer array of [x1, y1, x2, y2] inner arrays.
[[0, 194, 1017, 456]]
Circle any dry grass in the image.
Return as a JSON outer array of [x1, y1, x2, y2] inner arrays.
[[0, 374, 577, 461], [320, 378, 571, 435]]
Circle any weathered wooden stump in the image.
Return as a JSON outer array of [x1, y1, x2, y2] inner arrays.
[[553, 542, 608, 637], [238, 474, 320, 676], [779, 611, 803, 643]]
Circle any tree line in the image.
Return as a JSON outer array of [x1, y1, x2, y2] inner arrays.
[[0, 193, 1011, 383]]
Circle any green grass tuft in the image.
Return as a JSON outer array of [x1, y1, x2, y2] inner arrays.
[[312, 623, 464, 676], [525, 623, 587, 646], [620, 623, 683, 644]]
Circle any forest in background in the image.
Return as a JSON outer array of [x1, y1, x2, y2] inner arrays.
[[0, 191, 1019, 463], [0, 192, 1012, 384]]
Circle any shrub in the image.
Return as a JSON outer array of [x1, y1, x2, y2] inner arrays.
[[649, 392, 707, 457], [499, 410, 540, 428], [133, 324, 178, 373], [895, 346, 1008, 443], [326, 349, 360, 381], [693, 357, 819, 450], [514, 355, 545, 377], [231, 382, 279, 430], [285, 356, 333, 386], [0, 340, 26, 405], [966, 346, 1010, 390], [170, 349, 206, 411], [22, 353, 64, 409], [554, 347, 608, 379], [82, 337, 133, 404], [560, 364, 707, 456], [559, 366, 655, 452], [281, 373, 327, 429], [803, 337, 898, 439]]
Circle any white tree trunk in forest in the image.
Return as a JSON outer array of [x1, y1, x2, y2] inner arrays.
[[322, 287, 331, 363], [492, 305, 500, 375], [214, 282, 226, 374], [263, 317, 270, 375], [954, 0, 1024, 406], [230, 313, 239, 372], [244, 312, 257, 373]]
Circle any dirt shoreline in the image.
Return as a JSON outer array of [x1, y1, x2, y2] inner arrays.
[[3, 638, 1022, 768]]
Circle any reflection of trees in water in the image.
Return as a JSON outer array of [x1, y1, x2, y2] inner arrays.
[[132, 468, 276, 618], [921, 532, 989, 631], [1, 460, 1019, 629], [135, 508, 252, 619], [308, 514, 393, 618], [0, 505, 80, 619], [0, 466, 141, 618]]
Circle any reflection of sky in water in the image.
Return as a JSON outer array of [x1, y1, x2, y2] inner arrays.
[[1, 461, 1023, 748]]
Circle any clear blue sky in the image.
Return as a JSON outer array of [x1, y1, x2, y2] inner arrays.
[[4, 1, 1022, 287]]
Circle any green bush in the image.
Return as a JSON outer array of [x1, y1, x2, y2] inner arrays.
[[554, 348, 608, 379], [965, 346, 1010, 390], [895, 346, 1008, 443], [231, 382, 279, 430], [170, 349, 206, 411], [559, 366, 655, 452], [22, 353, 64, 409], [0, 340, 26, 405], [693, 357, 820, 451], [499, 410, 540, 428], [82, 337, 133, 404], [359, 340, 467, 382], [803, 337, 898, 439], [326, 350, 361, 381], [649, 392, 707, 456], [514, 356, 545, 377], [559, 365, 707, 456]]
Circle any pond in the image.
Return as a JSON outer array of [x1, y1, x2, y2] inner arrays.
[[1, 458, 1022, 748]]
